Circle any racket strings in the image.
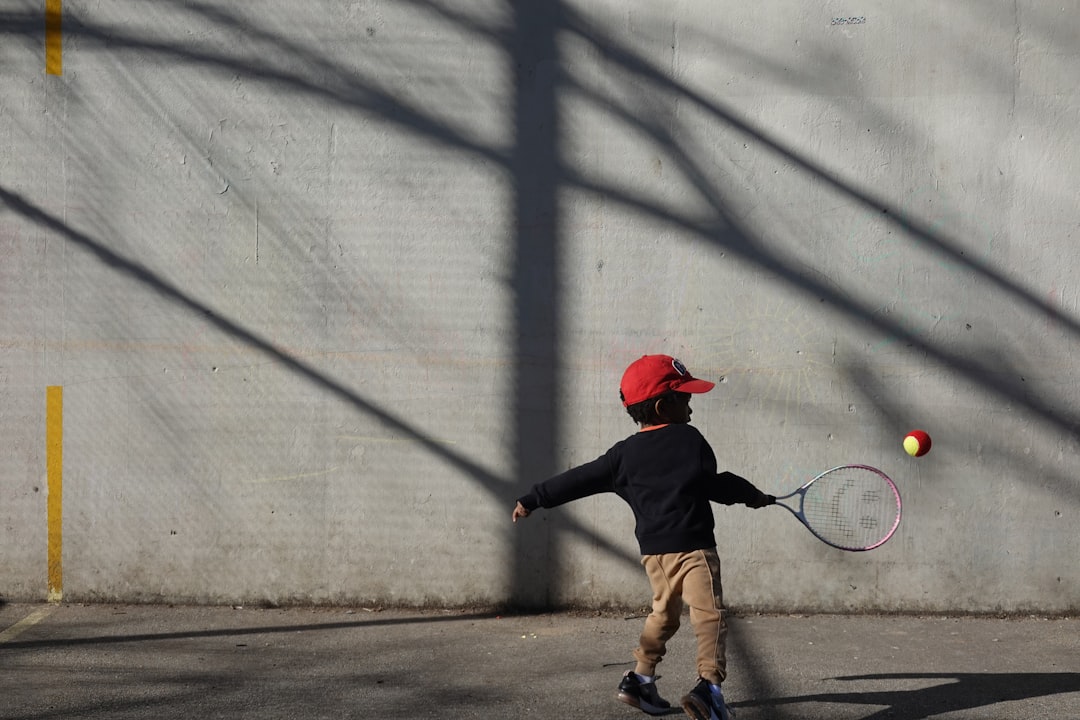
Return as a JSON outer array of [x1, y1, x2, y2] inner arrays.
[[802, 468, 899, 550]]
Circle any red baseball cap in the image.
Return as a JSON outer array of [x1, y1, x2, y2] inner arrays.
[[619, 355, 716, 407]]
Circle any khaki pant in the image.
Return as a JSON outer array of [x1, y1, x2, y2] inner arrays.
[[633, 548, 728, 685]]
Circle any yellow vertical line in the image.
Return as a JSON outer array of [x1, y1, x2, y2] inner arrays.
[[45, 0, 63, 76], [46, 386, 63, 602]]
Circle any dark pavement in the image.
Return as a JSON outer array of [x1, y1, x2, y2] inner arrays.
[[1, 602, 1077, 719]]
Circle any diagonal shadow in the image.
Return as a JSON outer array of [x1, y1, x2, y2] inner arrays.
[[555, 9, 1080, 481], [559, 6, 1080, 341], [0, 188, 503, 491], [840, 355, 1080, 509], [1, 2, 647, 608], [0, 608, 500, 650], [0, 184, 642, 589], [735, 672, 1080, 720]]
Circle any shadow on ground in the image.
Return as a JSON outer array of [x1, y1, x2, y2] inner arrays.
[[736, 672, 1080, 720]]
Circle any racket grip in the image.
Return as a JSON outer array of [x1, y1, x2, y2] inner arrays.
[[747, 492, 775, 508]]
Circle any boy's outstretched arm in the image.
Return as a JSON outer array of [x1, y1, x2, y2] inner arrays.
[[512, 501, 531, 522], [512, 453, 614, 522]]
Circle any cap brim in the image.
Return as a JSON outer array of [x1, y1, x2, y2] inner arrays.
[[676, 378, 715, 394]]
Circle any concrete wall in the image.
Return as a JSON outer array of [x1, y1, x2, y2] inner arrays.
[[2, 1, 1078, 613]]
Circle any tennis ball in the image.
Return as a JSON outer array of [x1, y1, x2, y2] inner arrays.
[[903, 430, 931, 457]]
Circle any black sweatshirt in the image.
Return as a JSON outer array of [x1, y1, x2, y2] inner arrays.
[[516, 423, 767, 555]]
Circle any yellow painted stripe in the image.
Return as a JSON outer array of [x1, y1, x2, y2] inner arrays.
[[0, 606, 56, 644], [45, 0, 63, 76], [47, 386, 63, 602]]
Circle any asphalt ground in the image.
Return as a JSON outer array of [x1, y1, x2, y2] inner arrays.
[[1, 602, 1077, 720]]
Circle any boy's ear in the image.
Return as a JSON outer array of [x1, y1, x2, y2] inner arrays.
[[653, 397, 667, 421]]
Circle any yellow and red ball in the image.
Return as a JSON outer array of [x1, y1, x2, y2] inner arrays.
[[903, 430, 932, 457]]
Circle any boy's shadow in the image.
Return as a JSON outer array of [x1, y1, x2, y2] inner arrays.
[[732, 672, 1080, 719]]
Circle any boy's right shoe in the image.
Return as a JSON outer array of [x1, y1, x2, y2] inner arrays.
[[680, 677, 732, 720], [616, 671, 672, 716]]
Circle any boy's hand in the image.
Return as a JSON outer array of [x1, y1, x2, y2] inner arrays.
[[747, 492, 776, 508], [512, 502, 531, 522]]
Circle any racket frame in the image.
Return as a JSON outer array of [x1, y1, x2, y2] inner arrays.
[[774, 464, 902, 551]]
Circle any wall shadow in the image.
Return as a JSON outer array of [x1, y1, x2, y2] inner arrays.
[[557, 7, 1080, 455], [506, 1, 565, 607], [0, 1, 644, 608], [0, 183, 643, 595], [4, 4, 1080, 715], [2, 0, 1077, 610]]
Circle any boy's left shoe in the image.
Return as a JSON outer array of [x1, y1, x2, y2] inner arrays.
[[617, 671, 672, 715], [680, 677, 732, 720]]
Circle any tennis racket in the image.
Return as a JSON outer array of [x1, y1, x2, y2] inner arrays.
[[774, 464, 901, 551]]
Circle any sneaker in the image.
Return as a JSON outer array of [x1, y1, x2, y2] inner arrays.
[[680, 677, 732, 720], [617, 671, 672, 715]]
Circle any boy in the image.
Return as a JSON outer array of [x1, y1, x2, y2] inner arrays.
[[512, 354, 774, 720]]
